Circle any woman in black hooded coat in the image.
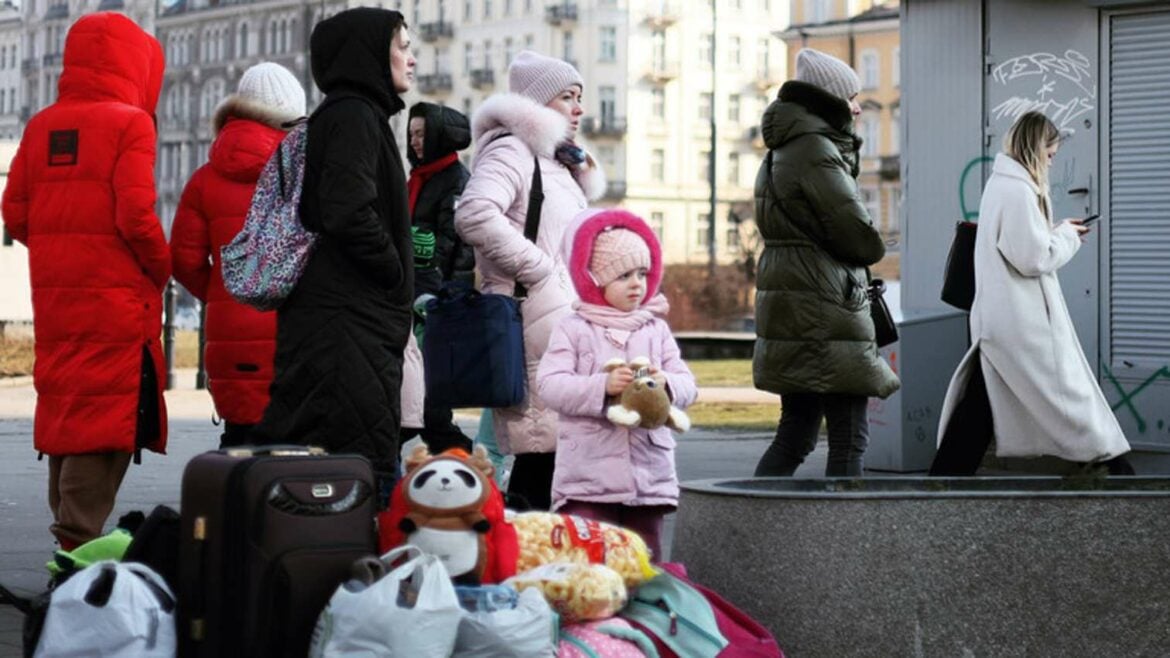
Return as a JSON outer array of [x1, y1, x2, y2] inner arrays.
[[254, 8, 415, 504]]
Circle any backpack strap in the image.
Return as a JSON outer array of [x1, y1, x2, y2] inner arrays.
[[596, 623, 661, 658], [483, 131, 544, 300]]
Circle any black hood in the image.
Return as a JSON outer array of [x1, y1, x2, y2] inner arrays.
[[310, 8, 405, 116], [407, 102, 471, 166]]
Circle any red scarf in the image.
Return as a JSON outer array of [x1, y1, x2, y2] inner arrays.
[[407, 153, 459, 214]]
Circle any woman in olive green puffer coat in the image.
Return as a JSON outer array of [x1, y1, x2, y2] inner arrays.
[[751, 48, 900, 477]]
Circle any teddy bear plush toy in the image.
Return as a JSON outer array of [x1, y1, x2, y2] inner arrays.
[[378, 445, 518, 585], [604, 356, 691, 432]]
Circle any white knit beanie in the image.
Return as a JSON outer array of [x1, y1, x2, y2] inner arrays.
[[508, 50, 585, 105], [795, 48, 861, 102], [236, 62, 306, 123]]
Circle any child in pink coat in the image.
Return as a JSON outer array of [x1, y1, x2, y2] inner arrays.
[[536, 209, 697, 560]]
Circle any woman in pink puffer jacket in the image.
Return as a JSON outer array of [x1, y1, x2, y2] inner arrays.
[[455, 51, 605, 510]]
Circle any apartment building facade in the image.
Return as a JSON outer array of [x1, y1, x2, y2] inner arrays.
[[0, 4, 21, 141], [778, 0, 900, 242], [407, 0, 791, 265]]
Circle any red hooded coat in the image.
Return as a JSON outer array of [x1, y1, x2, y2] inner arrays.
[[1, 13, 169, 455], [170, 99, 288, 424]]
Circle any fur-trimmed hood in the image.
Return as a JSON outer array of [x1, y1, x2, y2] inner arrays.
[[213, 94, 303, 135], [207, 107, 288, 183], [471, 92, 606, 201], [564, 209, 663, 306]]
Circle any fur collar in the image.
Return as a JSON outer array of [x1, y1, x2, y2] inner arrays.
[[472, 93, 568, 157], [992, 153, 1040, 194], [213, 95, 303, 135], [778, 81, 854, 133]]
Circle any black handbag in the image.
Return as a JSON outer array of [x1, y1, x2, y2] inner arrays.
[[867, 277, 898, 348], [423, 151, 543, 408], [940, 221, 977, 311]]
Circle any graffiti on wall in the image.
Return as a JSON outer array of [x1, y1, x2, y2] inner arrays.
[[990, 50, 1096, 132], [1103, 364, 1170, 435]]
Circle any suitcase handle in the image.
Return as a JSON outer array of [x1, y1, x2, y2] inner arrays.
[[222, 445, 327, 458], [267, 481, 372, 516]]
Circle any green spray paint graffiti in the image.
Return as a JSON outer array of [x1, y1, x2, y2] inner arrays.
[[959, 156, 995, 220], [1102, 364, 1170, 434]]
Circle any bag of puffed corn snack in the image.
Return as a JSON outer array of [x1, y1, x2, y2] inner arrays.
[[505, 563, 627, 623], [511, 512, 659, 589]]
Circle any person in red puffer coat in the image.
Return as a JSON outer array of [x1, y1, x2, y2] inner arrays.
[[0, 12, 168, 550], [170, 62, 307, 447]]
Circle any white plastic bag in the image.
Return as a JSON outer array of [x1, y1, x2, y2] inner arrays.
[[36, 560, 176, 658], [453, 587, 557, 657], [311, 545, 464, 657]]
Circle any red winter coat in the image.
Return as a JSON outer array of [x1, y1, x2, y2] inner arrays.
[[1, 13, 168, 456], [171, 99, 289, 425]]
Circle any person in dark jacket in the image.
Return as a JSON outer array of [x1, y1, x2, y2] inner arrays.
[[752, 48, 900, 478], [252, 8, 416, 506], [401, 101, 476, 454], [171, 62, 306, 448]]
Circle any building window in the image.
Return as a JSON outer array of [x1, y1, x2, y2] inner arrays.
[[727, 36, 740, 67], [695, 214, 711, 248], [757, 38, 771, 79], [239, 23, 249, 58], [651, 148, 665, 181], [598, 145, 615, 170], [599, 26, 616, 62], [464, 43, 473, 73], [728, 94, 740, 123], [484, 0, 492, 19], [892, 46, 900, 87], [562, 30, 574, 63], [860, 185, 880, 225], [728, 151, 740, 185], [890, 105, 901, 153], [650, 212, 665, 240], [887, 186, 903, 235], [859, 111, 879, 157], [651, 88, 664, 120], [805, 0, 831, 23], [464, 0, 473, 20], [504, 0, 512, 14], [860, 49, 879, 90], [698, 33, 713, 67], [699, 92, 713, 121], [463, 97, 472, 115], [483, 40, 492, 69], [698, 150, 710, 182], [525, 34, 534, 49], [726, 224, 741, 251], [599, 85, 616, 125], [651, 29, 666, 70], [504, 38, 514, 66]]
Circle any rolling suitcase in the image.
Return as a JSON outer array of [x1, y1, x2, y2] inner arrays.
[[177, 445, 377, 657]]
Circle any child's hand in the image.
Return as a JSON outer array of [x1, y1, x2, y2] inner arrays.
[[647, 366, 670, 400], [606, 366, 635, 396]]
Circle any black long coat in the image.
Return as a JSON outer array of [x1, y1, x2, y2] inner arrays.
[[254, 8, 413, 477], [408, 102, 474, 297]]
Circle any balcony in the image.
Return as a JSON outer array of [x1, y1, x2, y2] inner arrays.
[[644, 60, 679, 83], [417, 73, 453, 94], [97, 0, 125, 10], [644, 2, 679, 27], [581, 116, 626, 138], [879, 154, 900, 181], [469, 68, 495, 90], [42, 53, 63, 67], [745, 125, 765, 149], [545, 3, 578, 25], [604, 180, 626, 200], [419, 21, 454, 43], [44, 3, 68, 19], [21, 57, 37, 73]]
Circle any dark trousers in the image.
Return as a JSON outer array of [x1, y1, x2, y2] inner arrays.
[[754, 393, 870, 477], [506, 452, 556, 511], [930, 356, 993, 476], [400, 403, 473, 455], [558, 500, 674, 563], [218, 422, 255, 449]]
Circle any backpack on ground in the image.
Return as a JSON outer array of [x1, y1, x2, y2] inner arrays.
[[221, 121, 314, 311], [35, 560, 176, 658], [123, 504, 181, 593], [658, 563, 783, 658]]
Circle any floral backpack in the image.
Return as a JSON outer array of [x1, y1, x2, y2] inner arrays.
[[221, 121, 314, 311]]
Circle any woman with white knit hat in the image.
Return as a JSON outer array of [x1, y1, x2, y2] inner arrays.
[[751, 48, 900, 477], [456, 50, 606, 510], [171, 61, 306, 447]]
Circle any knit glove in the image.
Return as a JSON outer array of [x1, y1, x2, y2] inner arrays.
[[411, 227, 436, 269]]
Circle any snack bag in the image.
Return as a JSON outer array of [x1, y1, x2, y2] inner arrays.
[[511, 512, 658, 588], [506, 562, 627, 623]]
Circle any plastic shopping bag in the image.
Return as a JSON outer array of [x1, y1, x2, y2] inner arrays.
[[453, 587, 556, 657], [310, 545, 464, 657]]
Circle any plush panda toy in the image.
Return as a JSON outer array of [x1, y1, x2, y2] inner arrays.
[[379, 445, 518, 585]]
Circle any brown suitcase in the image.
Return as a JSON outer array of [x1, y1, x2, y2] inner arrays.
[[177, 446, 377, 657]]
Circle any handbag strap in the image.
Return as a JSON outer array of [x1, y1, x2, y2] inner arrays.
[[485, 131, 544, 300]]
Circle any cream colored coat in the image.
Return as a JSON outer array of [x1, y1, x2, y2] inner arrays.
[[938, 154, 1129, 462], [455, 93, 605, 454]]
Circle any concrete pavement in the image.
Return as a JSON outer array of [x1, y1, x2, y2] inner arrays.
[[0, 371, 807, 654]]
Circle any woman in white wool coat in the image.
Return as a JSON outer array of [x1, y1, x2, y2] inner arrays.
[[455, 50, 606, 510], [931, 111, 1133, 476]]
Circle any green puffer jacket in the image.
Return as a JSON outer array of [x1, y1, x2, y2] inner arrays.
[[752, 81, 900, 399]]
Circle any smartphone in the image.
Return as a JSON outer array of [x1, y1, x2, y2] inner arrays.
[[1081, 214, 1101, 226]]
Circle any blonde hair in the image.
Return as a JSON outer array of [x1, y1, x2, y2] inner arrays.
[[1003, 111, 1060, 220]]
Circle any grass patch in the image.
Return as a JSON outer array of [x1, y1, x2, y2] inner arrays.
[[687, 402, 777, 430], [174, 330, 200, 369], [687, 359, 753, 387], [0, 336, 34, 377]]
